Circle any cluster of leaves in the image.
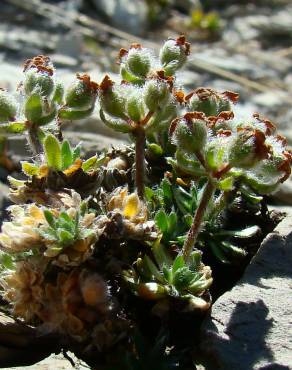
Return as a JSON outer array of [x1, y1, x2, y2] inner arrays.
[[0, 36, 291, 369], [125, 244, 212, 310], [39, 206, 95, 257], [145, 177, 261, 263]]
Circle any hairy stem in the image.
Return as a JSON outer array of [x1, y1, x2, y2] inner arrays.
[[134, 126, 146, 199], [28, 124, 42, 155], [183, 179, 215, 262]]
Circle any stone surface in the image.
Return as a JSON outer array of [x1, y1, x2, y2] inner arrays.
[[92, 0, 149, 36], [1, 352, 89, 370], [200, 212, 292, 370], [0, 312, 59, 368], [271, 177, 292, 206]]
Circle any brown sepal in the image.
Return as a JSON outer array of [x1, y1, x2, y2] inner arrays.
[[76, 73, 99, 92], [223, 91, 239, 104], [99, 75, 114, 92], [23, 55, 53, 76], [253, 113, 276, 136]]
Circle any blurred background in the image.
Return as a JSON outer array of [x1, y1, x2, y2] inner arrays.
[[0, 0, 292, 204]]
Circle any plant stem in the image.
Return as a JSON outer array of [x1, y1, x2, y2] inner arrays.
[[28, 124, 42, 155], [134, 125, 146, 199], [182, 179, 215, 262]]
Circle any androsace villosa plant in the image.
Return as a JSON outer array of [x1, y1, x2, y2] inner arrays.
[[0, 36, 290, 368]]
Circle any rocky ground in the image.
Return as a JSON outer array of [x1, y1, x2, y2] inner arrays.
[[0, 0, 291, 368]]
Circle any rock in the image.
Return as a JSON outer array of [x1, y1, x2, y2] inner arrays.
[[200, 211, 292, 370], [54, 31, 83, 61], [250, 8, 292, 38], [251, 91, 289, 110], [0, 24, 58, 58], [92, 0, 149, 36], [1, 352, 89, 370], [0, 61, 23, 90], [49, 54, 78, 68], [271, 177, 292, 205], [64, 131, 127, 156], [0, 312, 60, 368]]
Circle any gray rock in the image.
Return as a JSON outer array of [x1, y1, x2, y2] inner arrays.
[[64, 131, 127, 155], [1, 352, 88, 370], [0, 312, 59, 368], [251, 91, 289, 110], [200, 212, 292, 370], [271, 177, 292, 206], [92, 0, 148, 36]]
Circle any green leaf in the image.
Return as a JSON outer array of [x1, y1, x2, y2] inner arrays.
[[218, 176, 234, 191], [147, 143, 163, 157], [152, 241, 172, 269], [52, 83, 64, 104], [173, 267, 195, 291], [58, 106, 95, 120], [72, 144, 81, 161], [100, 109, 131, 133], [59, 212, 73, 224], [8, 176, 26, 188], [155, 210, 169, 234], [80, 229, 95, 239], [44, 134, 62, 171], [58, 229, 74, 246], [172, 186, 191, 214], [221, 241, 247, 257], [240, 185, 263, 204], [21, 161, 39, 176], [209, 241, 229, 264], [168, 212, 177, 235], [80, 201, 88, 216], [0, 121, 27, 134], [61, 140, 73, 170], [0, 252, 15, 270], [38, 228, 57, 241], [172, 255, 185, 274], [82, 155, 97, 172], [43, 210, 56, 228], [145, 187, 154, 202], [35, 105, 56, 126], [217, 225, 260, 239], [143, 255, 164, 283], [161, 178, 172, 202], [25, 93, 43, 123]]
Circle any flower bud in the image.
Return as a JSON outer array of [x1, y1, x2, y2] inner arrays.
[[189, 93, 218, 116], [24, 70, 54, 97], [228, 128, 269, 168], [160, 36, 190, 76], [23, 56, 55, 97], [188, 88, 237, 117], [64, 74, 98, 109], [143, 79, 169, 111], [99, 76, 127, 119], [0, 90, 17, 123], [126, 92, 144, 122], [125, 46, 151, 78], [169, 113, 207, 153]]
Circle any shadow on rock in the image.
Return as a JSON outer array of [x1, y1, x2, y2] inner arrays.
[[200, 300, 274, 370]]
